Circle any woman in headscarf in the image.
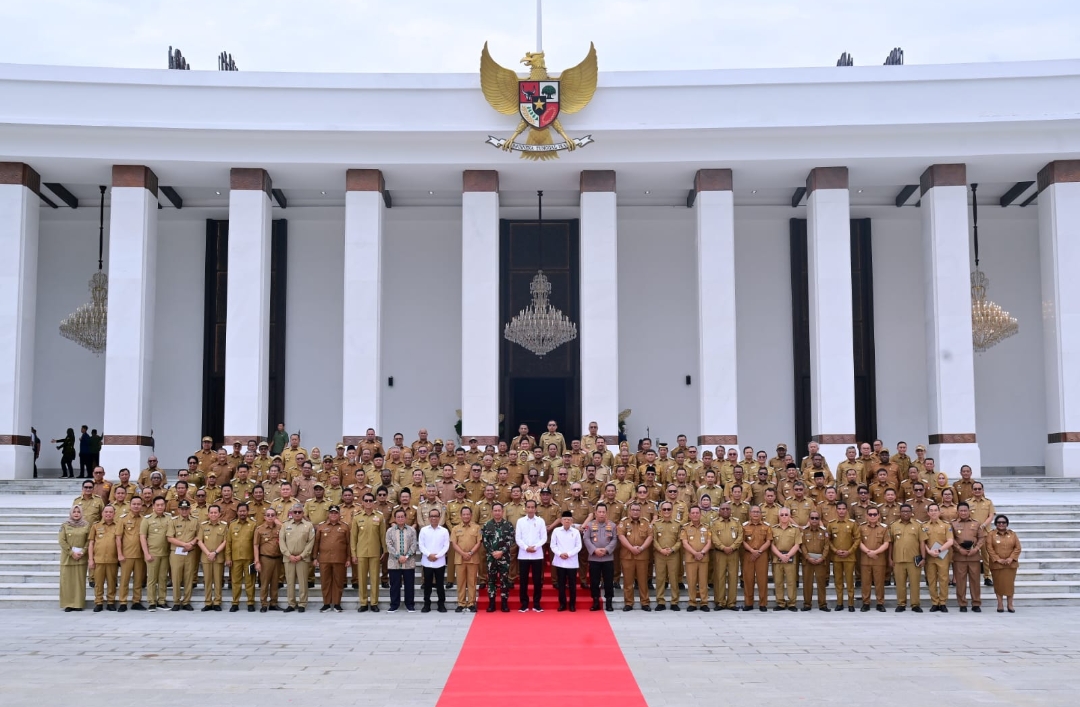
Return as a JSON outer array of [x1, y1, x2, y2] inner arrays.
[[58, 505, 91, 611], [987, 514, 1022, 613], [53, 428, 76, 478]]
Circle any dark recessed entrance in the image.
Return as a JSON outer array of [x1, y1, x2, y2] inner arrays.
[[500, 218, 580, 444]]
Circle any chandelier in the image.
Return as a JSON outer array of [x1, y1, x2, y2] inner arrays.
[[59, 185, 108, 355], [503, 190, 577, 358], [969, 183, 1017, 352]]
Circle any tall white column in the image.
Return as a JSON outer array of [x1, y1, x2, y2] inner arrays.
[[342, 169, 385, 446], [0, 163, 40, 479], [920, 164, 981, 476], [1038, 160, 1080, 477], [579, 170, 619, 443], [693, 169, 738, 450], [805, 167, 855, 468], [100, 166, 159, 475], [460, 170, 500, 446], [223, 168, 273, 445]]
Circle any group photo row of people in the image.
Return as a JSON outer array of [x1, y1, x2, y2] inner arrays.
[[58, 422, 1024, 615]]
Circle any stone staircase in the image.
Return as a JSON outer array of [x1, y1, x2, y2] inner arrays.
[[2, 478, 1079, 607]]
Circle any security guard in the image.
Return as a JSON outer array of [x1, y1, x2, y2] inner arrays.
[[197, 504, 228, 611], [166, 500, 200, 610], [226, 502, 257, 612]]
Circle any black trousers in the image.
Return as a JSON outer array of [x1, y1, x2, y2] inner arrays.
[[388, 568, 415, 610], [78, 453, 91, 477], [518, 559, 543, 608], [422, 566, 446, 606], [589, 561, 615, 601], [555, 566, 577, 607]]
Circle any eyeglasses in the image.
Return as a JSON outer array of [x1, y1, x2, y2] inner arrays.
[[867, 512, 879, 517]]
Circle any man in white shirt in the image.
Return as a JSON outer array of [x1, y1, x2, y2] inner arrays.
[[515, 499, 548, 612], [418, 508, 450, 613], [550, 510, 583, 612]]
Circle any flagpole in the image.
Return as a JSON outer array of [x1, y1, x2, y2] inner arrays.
[[536, 0, 543, 53]]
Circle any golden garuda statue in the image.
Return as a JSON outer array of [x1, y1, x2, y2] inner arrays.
[[480, 41, 597, 160]]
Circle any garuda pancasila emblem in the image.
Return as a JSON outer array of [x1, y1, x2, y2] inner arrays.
[[480, 42, 597, 161]]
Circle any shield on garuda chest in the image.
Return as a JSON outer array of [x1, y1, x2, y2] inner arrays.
[[519, 80, 560, 129]]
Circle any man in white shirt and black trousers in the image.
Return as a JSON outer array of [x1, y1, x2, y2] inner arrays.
[[418, 508, 450, 613], [550, 510, 582, 611], [515, 499, 548, 612]]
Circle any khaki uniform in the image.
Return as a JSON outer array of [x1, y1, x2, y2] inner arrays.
[[166, 514, 200, 606], [800, 526, 831, 609], [72, 495, 105, 527], [771, 524, 801, 608], [967, 496, 997, 580], [987, 529, 1022, 597], [452, 523, 482, 608], [828, 518, 860, 606], [710, 518, 744, 609], [652, 520, 683, 607], [951, 518, 986, 608], [350, 510, 386, 607], [255, 521, 283, 607], [742, 521, 773, 607], [890, 519, 924, 608], [89, 520, 120, 605], [618, 517, 652, 607], [314, 519, 351, 606], [140, 513, 171, 605], [198, 520, 228, 606], [226, 518, 257, 607], [680, 522, 711, 607], [860, 523, 889, 605], [923, 518, 954, 606], [118, 512, 146, 605], [278, 518, 315, 608]]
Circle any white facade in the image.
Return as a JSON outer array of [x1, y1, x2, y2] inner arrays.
[[2, 58, 1079, 477]]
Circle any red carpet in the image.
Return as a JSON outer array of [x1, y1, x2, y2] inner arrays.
[[437, 608, 648, 707]]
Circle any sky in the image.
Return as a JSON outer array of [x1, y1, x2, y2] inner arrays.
[[0, 0, 1078, 74]]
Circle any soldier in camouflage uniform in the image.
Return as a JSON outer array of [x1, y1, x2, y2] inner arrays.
[[480, 503, 515, 613]]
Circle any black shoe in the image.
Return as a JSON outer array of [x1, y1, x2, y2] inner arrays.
[[93, 605, 103, 613], [183, 604, 194, 611], [268, 605, 281, 611], [437, 604, 447, 613], [159, 603, 171, 610], [772, 606, 783, 611], [248, 605, 256, 612], [929, 605, 939, 613], [486, 603, 496, 613], [801, 606, 811, 612], [335, 605, 343, 612], [623, 606, 633, 612], [590, 601, 601, 612], [642, 604, 652, 611], [678, 583, 685, 590], [911, 606, 922, 613], [283, 606, 295, 613], [699, 605, 710, 613], [107, 603, 117, 611], [502, 598, 510, 613], [835, 605, 844, 612], [984, 578, 993, 587], [558, 605, 567, 612], [759, 606, 768, 612], [959, 606, 968, 612], [358, 605, 369, 613], [686, 605, 698, 613], [260, 607, 268, 613], [307, 582, 314, 589], [381, 581, 389, 589], [896, 606, 906, 612], [671, 604, 681, 612], [446, 582, 454, 589], [819, 606, 830, 612], [369, 605, 379, 613], [455, 606, 465, 613], [214, 605, 222, 611], [171, 605, 181, 612], [64, 607, 74, 612], [861, 604, 870, 612], [848, 606, 855, 612], [297, 607, 306, 613], [469, 606, 477, 613], [972, 606, 981, 613], [117, 605, 127, 613], [421, 605, 431, 613], [130, 603, 146, 611], [606, 600, 613, 612], [320, 605, 332, 613], [940, 606, 948, 613], [230, 605, 240, 613], [788, 606, 798, 612], [201, 606, 213, 612], [742, 605, 754, 611], [877, 605, 886, 612], [656, 604, 667, 611], [569, 604, 576, 612]]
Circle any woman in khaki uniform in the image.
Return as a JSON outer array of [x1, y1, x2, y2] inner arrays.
[[58, 506, 91, 611], [987, 514, 1022, 613]]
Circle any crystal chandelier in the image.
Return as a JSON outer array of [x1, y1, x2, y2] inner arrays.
[[969, 183, 1017, 352], [59, 186, 108, 355], [503, 190, 577, 358]]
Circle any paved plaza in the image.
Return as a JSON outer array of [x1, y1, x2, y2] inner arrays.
[[0, 607, 1076, 707]]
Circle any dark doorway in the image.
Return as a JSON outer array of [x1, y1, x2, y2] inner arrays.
[[500, 218, 580, 444], [202, 219, 288, 444], [789, 217, 877, 455]]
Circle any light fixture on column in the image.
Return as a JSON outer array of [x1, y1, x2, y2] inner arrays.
[[503, 190, 577, 358], [969, 183, 1018, 352], [59, 185, 108, 355]]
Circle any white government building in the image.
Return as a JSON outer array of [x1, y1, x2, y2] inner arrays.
[[1, 53, 1079, 480]]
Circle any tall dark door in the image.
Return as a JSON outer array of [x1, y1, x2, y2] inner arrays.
[[500, 219, 580, 444], [202, 219, 289, 444], [789, 218, 877, 455]]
